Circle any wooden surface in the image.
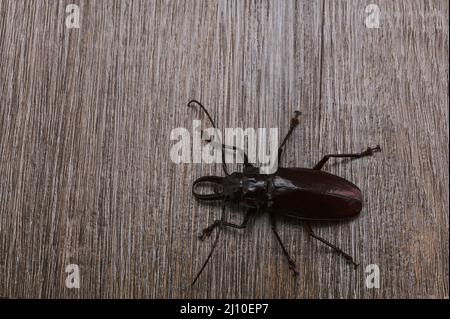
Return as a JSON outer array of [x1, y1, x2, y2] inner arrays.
[[0, 0, 448, 299]]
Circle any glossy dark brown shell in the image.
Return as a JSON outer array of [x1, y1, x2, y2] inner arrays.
[[267, 168, 362, 220]]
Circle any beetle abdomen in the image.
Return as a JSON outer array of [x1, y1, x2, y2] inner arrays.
[[267, 168, 362, 220]]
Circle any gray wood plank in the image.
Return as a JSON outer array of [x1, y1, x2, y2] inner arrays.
[[0, 0, 447, 298]]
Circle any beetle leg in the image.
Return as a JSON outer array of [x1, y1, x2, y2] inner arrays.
[[198, 209, 255, 241], [270, 214, 299, 276], [278, 111, 302, 160], [306, 222, 359, 268], [195, 124, 254, 168], [191, 201, 227, 286], [204, 139, 255, 168], [313, 145, 381, 170]]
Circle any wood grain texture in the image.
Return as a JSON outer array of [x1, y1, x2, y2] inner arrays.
[[0, 0, 448, 298]]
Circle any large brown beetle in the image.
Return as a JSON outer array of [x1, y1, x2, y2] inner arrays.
[[188, 100, 381, 285]]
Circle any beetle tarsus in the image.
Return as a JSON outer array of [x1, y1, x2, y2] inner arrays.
[[342, 253, 359, 268], [288, 258, 299, 276], [290, 111, 302, 126], [198, 232, 209, 241], [278, 111, 303, 160], [198, 225, 217, 240], [362, 145, 382, 157], [313, 144, 382, 170], [198, 223, 218, 241]]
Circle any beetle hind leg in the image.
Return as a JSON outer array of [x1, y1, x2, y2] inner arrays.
[[306, 222, 359, 268], [270, 214, 299, 276]]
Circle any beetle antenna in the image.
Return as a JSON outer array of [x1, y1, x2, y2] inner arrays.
[[191, 202, 226, 286], [188, 100, 229, 175]]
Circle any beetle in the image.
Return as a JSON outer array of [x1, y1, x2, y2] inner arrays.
[[187, 99, 381, 285]]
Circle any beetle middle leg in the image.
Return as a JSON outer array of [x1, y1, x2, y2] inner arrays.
[[306, 222, 359, 268], [270, 214, 299, 276], [198, 208, 255, 241], [313, 145, 381, 170]]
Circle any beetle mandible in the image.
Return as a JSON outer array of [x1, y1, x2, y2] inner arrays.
[[188, 100, 381, 285]]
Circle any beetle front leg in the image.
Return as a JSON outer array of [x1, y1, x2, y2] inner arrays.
[[278, 111, 302, 160], [306, 222, 359, 268], [270, 214, 299, 276], [198, 209, 255, 241], [313, 145, 381, 170]]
